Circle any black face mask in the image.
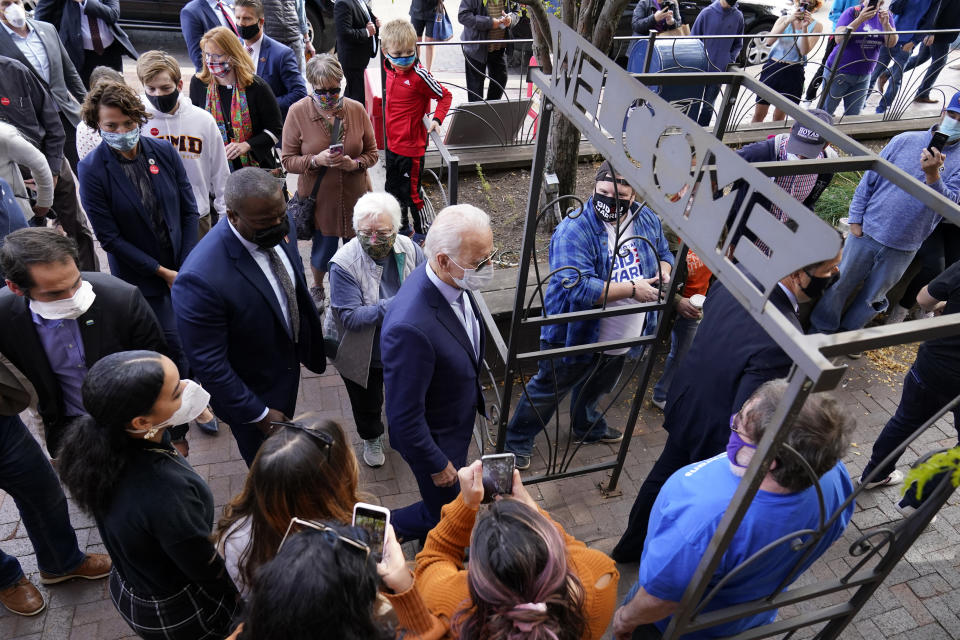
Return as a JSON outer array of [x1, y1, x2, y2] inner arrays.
[[145, 90, 180, 114], [238, 22, 261, 40], [801, 270, 838, 298], [252, 217, 289, 248], [593, 192, 631, 222]]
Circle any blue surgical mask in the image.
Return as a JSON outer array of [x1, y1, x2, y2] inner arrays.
[[101, 128, 140, 152], [387, 53, 416, 67], [940, 115, 960, 142], [726, 414, 757, 476]]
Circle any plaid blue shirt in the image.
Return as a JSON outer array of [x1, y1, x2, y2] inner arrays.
[[541, 197, 674, 362]]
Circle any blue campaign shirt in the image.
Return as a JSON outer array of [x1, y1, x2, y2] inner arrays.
[[636, 454, 855, 638], [541, 197, 674, 362], [31, 312, 88, 417]]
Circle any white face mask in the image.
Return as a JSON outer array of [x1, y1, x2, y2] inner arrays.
[[126, 380, 211, 439], [448, 257, 494, 291], [4, 4, 26, 28], [29, 280, 96, 320]]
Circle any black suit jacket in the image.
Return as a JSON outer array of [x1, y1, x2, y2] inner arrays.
[[32, 0, 137, 75], [334, 0, 378, 69], [662, 279, 801, 461], [0, 271, 168, 455]]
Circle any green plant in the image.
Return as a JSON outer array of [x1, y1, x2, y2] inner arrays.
[[813, 171, 863, 227], [903, 447, 960, 500]]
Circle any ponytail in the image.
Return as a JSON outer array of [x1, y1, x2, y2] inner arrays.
[[58, 414, 134, 515]]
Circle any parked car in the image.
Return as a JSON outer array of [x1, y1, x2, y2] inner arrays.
[[26, 0, 338, 53]]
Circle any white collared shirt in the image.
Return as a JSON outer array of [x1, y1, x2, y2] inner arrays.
[[426, 262, 480, 360], [206, 0, 232, 29], [78, 0, 115, 52], [244, 31, 263, 69], [777, 282, 800, 314], [228, 220, 296, 332], [1, 21, 49, 83]]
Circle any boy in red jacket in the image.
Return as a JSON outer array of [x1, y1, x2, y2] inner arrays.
[[381, 19, 452, 239]]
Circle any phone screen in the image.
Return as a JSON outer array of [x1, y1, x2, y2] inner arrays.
[[353, 507, 387, 556], [329, 143, 344, 155], [930, 132, 949, 154], [482, 454, 516, 504]]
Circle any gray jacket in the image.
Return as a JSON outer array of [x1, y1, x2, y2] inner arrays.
[[0, 19, 84, 127], [328, 234, 421, 387], [632, 0, 682, 35], [458, 0, 506, 63], [262, 0, 302, 46]]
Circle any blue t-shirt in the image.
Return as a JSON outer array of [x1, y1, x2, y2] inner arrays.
[[636, 454, 855, 638]]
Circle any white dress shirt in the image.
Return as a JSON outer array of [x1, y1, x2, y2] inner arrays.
[[78, 0, 115, 52], [206, 0, 233, 29], [1, 21, 50, 83], [426, 262, 480, 361], [244, 31, 263, 69], [777, 282, 800, 314]]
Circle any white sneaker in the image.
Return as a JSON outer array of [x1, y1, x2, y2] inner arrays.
[[363, 436, 385, 468], [884, 305, 909, 325], [858, 469, 904, 490], [651, 398, 666, 411]]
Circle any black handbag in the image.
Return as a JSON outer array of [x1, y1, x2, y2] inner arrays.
[[288, 117, 341, 241]]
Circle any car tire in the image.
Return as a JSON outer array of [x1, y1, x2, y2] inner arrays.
[[742, 22, 775, 66], [308, 2, 337, 54]]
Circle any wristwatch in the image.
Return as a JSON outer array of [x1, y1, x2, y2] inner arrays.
[[356, 159, 365, 172]]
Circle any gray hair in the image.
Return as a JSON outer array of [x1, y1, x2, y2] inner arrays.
[[423, 204, 491, 261], [353, 192, 402, 233], [743, 379, 854, 493], [306, 54, 343, 88], [224, 167, 284, 213]]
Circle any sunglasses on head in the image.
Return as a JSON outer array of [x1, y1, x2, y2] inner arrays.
[[277, 517, 371, 558], [270, 421, 334, 458]]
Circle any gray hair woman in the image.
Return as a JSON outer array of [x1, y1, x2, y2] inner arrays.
[[281, 54, 379, 310], [326, 191, 424, 467]]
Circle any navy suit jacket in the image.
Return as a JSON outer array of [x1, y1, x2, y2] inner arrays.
[[255, 35, 307, 118], [381, 264, 485, 476], [171, 216, 325, 429], [663, 279, 801, 460], [181, 0, 223, 71], [78, 136, 199, 297], [33, 0, 137, 75]]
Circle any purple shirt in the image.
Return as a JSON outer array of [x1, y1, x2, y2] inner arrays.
[[31, 312, 87, 417], [825, 6, 894, 76]]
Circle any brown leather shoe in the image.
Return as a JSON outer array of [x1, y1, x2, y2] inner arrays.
[[0, 576, 46, 616], [39, 553, 112, 585], [915, 96, 939, 104]]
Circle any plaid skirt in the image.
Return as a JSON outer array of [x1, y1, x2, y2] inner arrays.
[[109, 568, 240, 640]]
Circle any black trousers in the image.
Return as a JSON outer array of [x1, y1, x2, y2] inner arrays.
[[464, 49, 507, 102], [52, 158, 99, 271], [384, 150, 426, 234], [343, 66, 367, 105], [79, 41, 124, 88], [341, 367, 385, 441]]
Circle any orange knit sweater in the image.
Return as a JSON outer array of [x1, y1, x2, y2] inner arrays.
[[414, 495, 620, 639]]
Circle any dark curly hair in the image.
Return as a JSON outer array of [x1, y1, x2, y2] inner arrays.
[[81, 80, 151, 132]]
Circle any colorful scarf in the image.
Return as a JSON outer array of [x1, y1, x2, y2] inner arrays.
[[206, 83, 257, 167]]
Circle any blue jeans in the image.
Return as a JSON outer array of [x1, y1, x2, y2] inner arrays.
[[504, 342, 625, 457], [310, 230, 341, 272], [862, 366, 960, 482], [821, 69, 870, 116], [900, 41, 950, 99], [871, 44, 913, 113], [809, 233, 916, 333], [0, 415, 85, 588], [687, 84, 722, 127], [652, 315, 700, 404]]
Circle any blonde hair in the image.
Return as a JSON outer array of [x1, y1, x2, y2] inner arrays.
[[380, 18, 417, 53], [136, 50, 182, 85], [195, 26, 256, 88]]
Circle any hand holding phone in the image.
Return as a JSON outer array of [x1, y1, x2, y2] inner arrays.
[[329, 142, 344, 156], [352, 503, 390, 560], [481, 453, 516, 504], [929, 131, 949, 155]]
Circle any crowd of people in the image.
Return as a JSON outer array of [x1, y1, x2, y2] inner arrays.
[[0, 0, 956, 638]]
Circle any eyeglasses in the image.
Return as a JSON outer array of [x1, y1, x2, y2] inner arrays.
[[270, 421, 334, 459], [452, 248, 498, 273], [729, 412, 749, 439], [277, 517, 371, 558], [204, 53, 228, 63], [357, 228, 395, 240]]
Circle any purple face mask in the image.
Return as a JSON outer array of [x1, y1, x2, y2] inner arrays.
[[726, 413, 757, 469]]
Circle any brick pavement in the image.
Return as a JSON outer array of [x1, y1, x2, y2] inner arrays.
[[3, 336, 959, 639]]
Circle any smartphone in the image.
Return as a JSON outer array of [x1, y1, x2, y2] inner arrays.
[[867, 0, 878, 8], [352, 503, 390, 559], [799, 1, 808, 11], [481, 453, 516, 504], [329, 142, 344, 156], [929, 131, 949, 155]]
